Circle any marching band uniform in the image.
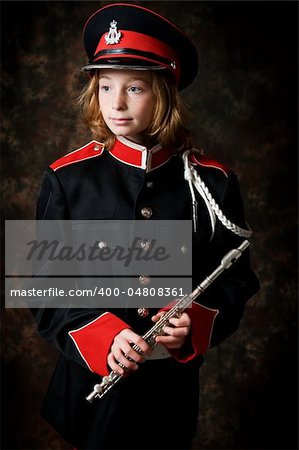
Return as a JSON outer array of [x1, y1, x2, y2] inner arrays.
[[32, 4, 259, 449]]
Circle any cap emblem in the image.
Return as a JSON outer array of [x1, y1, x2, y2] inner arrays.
[[105, 20, 122, 45]]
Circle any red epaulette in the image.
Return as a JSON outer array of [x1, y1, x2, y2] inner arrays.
[[188, 151, 229, 177], [50, 140, 104, 172]]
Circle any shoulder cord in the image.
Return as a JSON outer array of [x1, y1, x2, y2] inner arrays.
[[182, 150, 252, 240]]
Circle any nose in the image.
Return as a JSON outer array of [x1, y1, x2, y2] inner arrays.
[[112, 89, 126, 111]]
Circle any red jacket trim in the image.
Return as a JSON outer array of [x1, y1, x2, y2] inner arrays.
[[68, 312, 130, 376], [189, 152, 229, 177], [109, 137, 174, 171], [166, 302, 219, 363], [50, 141, 104, 172]]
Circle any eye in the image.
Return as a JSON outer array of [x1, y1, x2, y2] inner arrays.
[[100, 85, 110, 92], [128, 86, 142, 93]]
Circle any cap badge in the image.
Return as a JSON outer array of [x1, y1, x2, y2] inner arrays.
[[105, 20, 122, 45]]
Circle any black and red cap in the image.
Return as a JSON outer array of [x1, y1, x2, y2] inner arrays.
[[82, 3, 198, 90]]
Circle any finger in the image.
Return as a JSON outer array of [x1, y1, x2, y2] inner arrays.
[[119, 330, 152, 355], [114, 334, 152, 360], [155, 335, 182, 349], [110, 344, 124, 362], [151, 312, 164, 322], [111, 342, 141, 368], [107, 353, 125, 375], [168, 317, 190, 328], [110, 348, 139, 372], [156, 335, 179, 343], [119, 357, 139, 371], [113, 338, 144, 362], [132, 335, 152, 355], [162, 325, 189, 337], [123, 346, 145, 363], [168, 314, 191, 328]]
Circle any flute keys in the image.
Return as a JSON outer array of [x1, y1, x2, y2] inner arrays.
[[85, 384, 102, 403], [101, 376, 110, 386]]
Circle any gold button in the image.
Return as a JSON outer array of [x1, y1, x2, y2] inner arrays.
[[180, 244, 188, 254], [139, 275, 150, 285], [137, 308, 149, 318], [141, 207, 153, 219], [140, 240, 151, 251], [94, 144, 101, 151], [146, 181, 154, 189]]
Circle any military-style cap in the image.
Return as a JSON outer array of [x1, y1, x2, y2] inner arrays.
[[82, 3, 198, 90]]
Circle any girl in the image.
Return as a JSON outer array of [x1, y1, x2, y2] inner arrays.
[[33, 3, 259, 449]]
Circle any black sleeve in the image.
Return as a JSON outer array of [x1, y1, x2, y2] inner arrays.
[[197, 171, 260, 347], [32, 169, 126, 375]]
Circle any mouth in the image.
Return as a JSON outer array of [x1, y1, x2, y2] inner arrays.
[[110, 118, 133, 124]]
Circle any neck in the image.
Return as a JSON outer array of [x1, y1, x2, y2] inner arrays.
[[120, 135, 158, 149]]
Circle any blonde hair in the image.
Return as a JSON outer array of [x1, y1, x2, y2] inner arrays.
[[78, 70, 193, 151]]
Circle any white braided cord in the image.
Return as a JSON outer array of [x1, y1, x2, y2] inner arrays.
[[183, 155, 216, 234], [182, 151, 252, 239]]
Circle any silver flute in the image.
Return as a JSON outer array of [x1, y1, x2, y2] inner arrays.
[[86, 239, 250, 403]]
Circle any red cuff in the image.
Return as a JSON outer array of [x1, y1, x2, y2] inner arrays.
[[68, 312, 130, 376], [184, 302, 219, 361], [168, 302, 219, 363]]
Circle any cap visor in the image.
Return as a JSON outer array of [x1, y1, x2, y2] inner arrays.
[[81, 58, 167, 72]]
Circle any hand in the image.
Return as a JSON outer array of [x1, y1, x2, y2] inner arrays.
[[151, 312, 191, 350], [107, 328, 152, 375]]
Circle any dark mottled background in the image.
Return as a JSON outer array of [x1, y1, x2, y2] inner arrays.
[[1, 1, 298, 449]]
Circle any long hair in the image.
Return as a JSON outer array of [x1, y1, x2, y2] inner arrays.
[[78, 70, 194, 151]]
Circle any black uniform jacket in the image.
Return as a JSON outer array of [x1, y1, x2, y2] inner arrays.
[[32, 137, 259, 449]]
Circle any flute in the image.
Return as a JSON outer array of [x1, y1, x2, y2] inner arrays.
[[86, 239, 250, 403]]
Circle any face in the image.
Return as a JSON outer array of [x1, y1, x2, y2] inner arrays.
[[98, 69, 155, 145]]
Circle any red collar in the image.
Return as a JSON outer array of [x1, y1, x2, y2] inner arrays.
[[109, 137, 174, 172]]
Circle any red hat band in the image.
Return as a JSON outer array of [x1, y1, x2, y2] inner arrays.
[[92, 29, 181, 84]]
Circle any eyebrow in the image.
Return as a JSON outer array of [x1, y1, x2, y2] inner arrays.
[[99, 75, 150, 84]]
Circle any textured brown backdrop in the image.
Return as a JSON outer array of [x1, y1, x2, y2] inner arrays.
[[1, 1, 298, 449]]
